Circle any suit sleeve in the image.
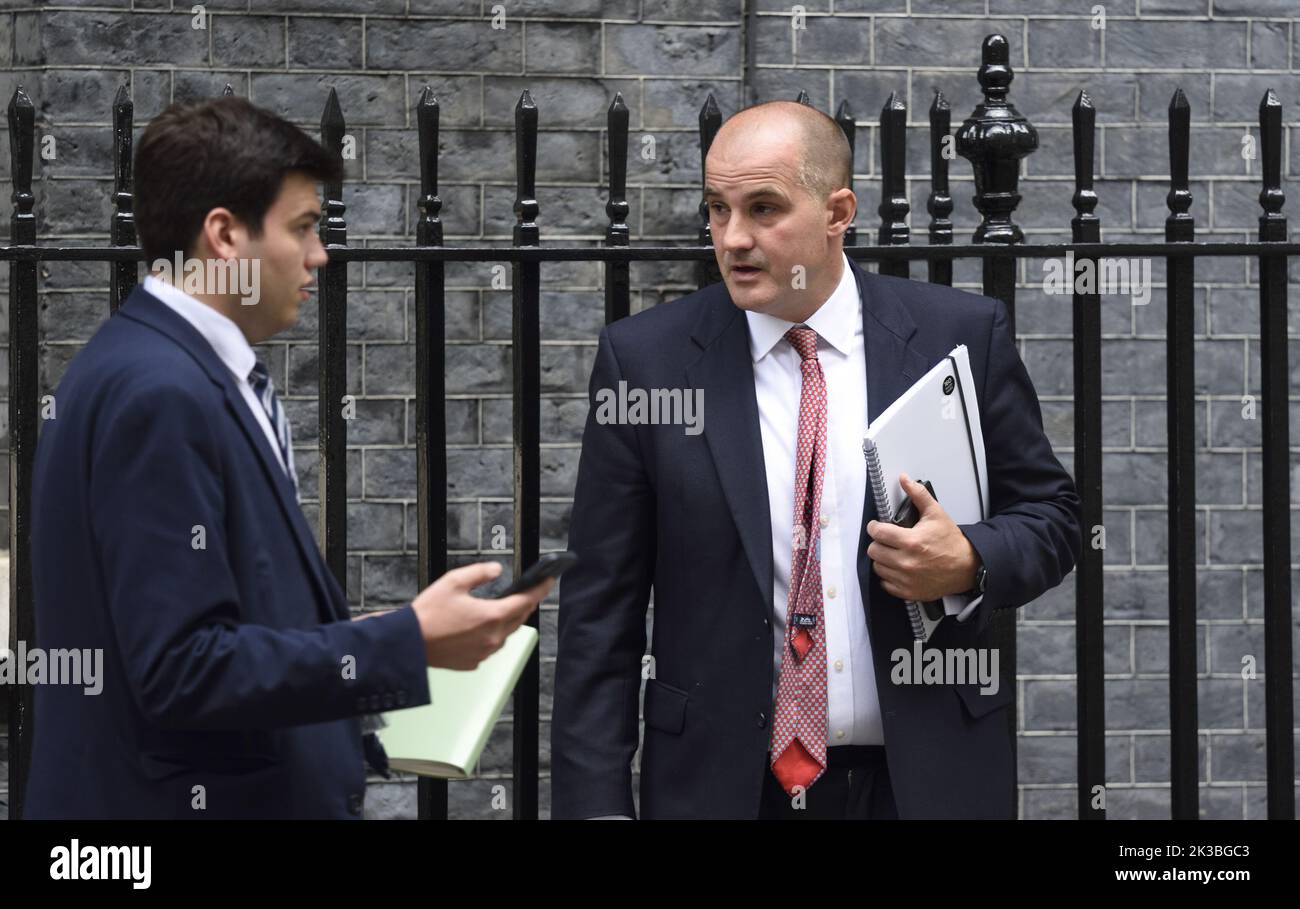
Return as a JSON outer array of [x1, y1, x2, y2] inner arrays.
[[89, 379, 430, 730], [956, 298, 1082, 637], [551, 326, 654, 820]]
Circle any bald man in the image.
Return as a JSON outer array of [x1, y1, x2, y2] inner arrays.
[[551, 101, 1080, 820]]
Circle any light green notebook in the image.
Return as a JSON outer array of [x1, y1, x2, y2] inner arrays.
[[376, 625, 538, 779]]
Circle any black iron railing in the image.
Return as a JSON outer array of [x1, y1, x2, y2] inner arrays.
[[2, 34, 1293, 820]]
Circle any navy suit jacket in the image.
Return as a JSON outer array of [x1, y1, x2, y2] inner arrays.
[[551, 256, 1081, 819], [24, 286, 430, 819]]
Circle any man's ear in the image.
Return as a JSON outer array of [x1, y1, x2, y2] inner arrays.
[[198, 207, 242, 260], [827, 187, 856, 236]]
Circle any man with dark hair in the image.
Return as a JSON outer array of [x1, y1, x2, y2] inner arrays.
[[552, 100, 1081, 819], [25, 96, 552, 819]]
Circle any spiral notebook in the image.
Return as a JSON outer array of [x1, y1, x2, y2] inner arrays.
[[862, 345, 989, 642]]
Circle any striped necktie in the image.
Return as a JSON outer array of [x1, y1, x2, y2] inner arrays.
[[248, 358, 298, 496]]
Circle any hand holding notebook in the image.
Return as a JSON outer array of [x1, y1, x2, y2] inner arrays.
[[862, 345, 990, 642], [866, 472, 984, 612], [375, 553, 578, 778]]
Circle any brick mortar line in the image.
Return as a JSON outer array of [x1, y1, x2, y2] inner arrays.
[[38, 7, 654, 25]]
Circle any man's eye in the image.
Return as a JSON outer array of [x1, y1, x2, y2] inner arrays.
[[709, 203, 773, 215]]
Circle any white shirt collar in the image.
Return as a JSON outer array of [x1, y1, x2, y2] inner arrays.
[[143, 274, 258, 383], [744, 251, 858, 363]]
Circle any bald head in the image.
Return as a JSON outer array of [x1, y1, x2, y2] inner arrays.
[[710, 100, 853, 204], [704, 100, 857, 322]]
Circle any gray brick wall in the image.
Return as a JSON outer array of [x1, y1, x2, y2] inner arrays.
[[1, 0, 1297, 820]]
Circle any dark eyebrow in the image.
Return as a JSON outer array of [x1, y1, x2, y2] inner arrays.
[[295, 209, 322, 223], [703, 186, 786, 203]]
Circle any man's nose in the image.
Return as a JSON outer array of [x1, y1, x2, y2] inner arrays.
[[720, 217, 754, 253], [309, 242, 329, 268]]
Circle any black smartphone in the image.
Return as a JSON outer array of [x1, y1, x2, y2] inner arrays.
[[890, 479, 936, 529], [498, 551, 579, 596]]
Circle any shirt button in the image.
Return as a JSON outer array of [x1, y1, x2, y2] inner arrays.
[[819, 515, 830, 528], [833, 659, 843, 671], [826, 587, 837, 599], [835, 729, 846, 740]]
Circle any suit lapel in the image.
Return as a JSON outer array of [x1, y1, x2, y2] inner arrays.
[[119, 287, 346, 625], [685, 293, 775, 618], [219, 382, 347, 624]]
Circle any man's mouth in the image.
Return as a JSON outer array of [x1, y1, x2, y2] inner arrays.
[[732, 265, 762, 274]]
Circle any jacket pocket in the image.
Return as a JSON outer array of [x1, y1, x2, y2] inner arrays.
[[139, 751, 290, 818], [139, 748, 281, 779], [643, 677, 689, 734]]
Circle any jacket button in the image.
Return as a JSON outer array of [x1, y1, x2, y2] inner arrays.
[[756, 712, 767, 728], [382, 693, 396, 710], [396, 690, 408, 707], [347, 792, 364, 816]]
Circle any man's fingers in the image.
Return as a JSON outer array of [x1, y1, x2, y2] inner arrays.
[[873, 563, 904, 585], [444, 560, 504, 592], [874, 564, 922, 600], [492, 577, 553, 621], [493, 593, 539, 624], [492, 598, 541, 645], [515, 575, 554, 605], [502, 599, 540, 637], [866, 539, 907, 570], [900, 472, 939, 515], [874, 568, 912, 599], [866, 519, 909, 547]]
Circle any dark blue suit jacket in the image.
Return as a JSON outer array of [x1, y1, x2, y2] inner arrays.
[[552, 256, 1081, 819], [25, 286, 430, 819]]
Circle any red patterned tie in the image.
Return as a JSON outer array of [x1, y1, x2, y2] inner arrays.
[[770, 326, 830, 797]]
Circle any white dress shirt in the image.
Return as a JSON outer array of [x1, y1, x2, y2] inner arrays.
[[143, 275, 297, 491], [745, 251, 883, 746]]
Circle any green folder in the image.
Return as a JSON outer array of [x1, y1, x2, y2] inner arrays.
[[375, 624, 538, 779]]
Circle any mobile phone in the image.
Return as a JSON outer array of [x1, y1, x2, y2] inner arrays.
[[498, 551, 579, 596], [890, 479, 936, 529]]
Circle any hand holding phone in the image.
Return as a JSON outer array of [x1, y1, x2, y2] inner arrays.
[[499, 551, 579, 596], [409, 552, 576, 670]]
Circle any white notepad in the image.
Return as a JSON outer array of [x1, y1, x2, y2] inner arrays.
[[376, 624, 538, 778], [862, 345, 989, 641]]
